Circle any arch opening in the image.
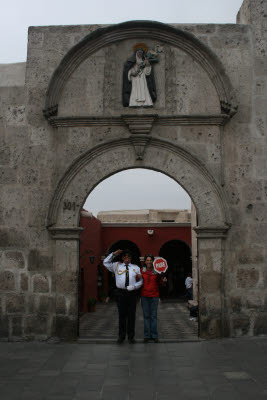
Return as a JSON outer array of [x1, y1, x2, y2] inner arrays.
[[78, 168, 199, 340], [49, 140, 229, 340], [79, 168, 192, 308], [83, 168, 192, 216]]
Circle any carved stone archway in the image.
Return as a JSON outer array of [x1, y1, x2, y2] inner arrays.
[[43, 21, 237, 120], [47, 138, 230, 339]]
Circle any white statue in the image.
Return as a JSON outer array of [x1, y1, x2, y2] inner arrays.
[[123, 43, 158, 107]]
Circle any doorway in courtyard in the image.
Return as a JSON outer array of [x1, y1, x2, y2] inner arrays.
[[78, 168, 198, 341], [159, 240, 192, 300]]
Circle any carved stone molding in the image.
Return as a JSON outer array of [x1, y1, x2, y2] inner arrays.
[[156, 114, 229, 126], [129, 135, 151, 160], [43, 105, 58, 119], [122, 114, 157, 135], [193, 225, 230, 239], [47, 137, 230, 228], [48, 116, 124, 128], [220, 100, 238, 117], [47, 114, 229, 128], [48, 227, 84, 240]]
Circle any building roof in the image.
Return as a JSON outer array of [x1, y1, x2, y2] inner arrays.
[[96, 209, 191, 224]]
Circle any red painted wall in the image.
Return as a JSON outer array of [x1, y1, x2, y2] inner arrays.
[[79, 213, 102, 312], [102, 226, 191, 256]]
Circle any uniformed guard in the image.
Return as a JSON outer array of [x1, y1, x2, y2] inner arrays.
[[103, 249, 143, 343]]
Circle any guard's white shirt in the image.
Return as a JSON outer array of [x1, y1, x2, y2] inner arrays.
[[185, 276, 193, 289], [103, 253, 143, 290]]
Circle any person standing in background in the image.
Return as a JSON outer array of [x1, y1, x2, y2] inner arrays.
[[185, 273, 193, 300]]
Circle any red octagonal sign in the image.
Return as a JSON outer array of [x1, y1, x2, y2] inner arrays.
[[153, 257, 168, 274]]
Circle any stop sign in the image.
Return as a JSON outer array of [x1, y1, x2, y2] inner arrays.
[[153, 257, 168, 274]]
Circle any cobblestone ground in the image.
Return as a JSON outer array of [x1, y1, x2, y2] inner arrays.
[[79, 301, 198, 341], [1, 338, 267, 399]]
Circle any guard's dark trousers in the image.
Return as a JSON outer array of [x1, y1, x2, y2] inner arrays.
[[116, 290, 137, 340]]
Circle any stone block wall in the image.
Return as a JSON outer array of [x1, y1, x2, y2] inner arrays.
[[0, 249, 53, 339], [225, 0, 267, 336], [0, 0, 266, 340]]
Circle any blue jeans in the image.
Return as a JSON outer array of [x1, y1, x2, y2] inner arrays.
[[186, 288, 193, 300], [141, 297, 159, 339]]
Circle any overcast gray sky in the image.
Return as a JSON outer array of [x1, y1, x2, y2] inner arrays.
[[1, 0, 244, 215], [2, 0, 243, 63], [84, 169, 192, 216]]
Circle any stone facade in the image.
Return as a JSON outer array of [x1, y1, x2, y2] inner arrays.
[[0, 0, 266, 340]]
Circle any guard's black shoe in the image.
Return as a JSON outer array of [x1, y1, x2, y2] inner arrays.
[[117, 337, 124, 344], [153, 338, 159, 343], [128, 338, 136, 344], [144, 338, 149, 343]]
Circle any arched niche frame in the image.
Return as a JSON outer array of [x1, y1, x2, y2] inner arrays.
[[47, 138, 231, 340], [43, 20, 237, 118]]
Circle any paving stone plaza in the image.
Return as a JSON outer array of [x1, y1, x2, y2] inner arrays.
[[2, 303, 266, 399], [1, 337, 267, 399], [79, 301, 198, 342]]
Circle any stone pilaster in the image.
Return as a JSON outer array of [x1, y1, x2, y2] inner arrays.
[[194, 225, 229, 338], [49, 227, 83, 340]]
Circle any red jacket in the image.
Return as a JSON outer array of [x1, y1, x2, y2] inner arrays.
[[141, 268, 162, 297]]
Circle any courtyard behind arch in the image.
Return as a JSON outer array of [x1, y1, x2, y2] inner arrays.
[[79, 168, 198, 341]]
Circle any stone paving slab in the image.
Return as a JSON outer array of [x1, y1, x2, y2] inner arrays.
[[0, 338, 267, 399], [79, 301, 198, 341]]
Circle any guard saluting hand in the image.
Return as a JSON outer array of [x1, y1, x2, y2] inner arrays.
[[103, 249, 143, 344]]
